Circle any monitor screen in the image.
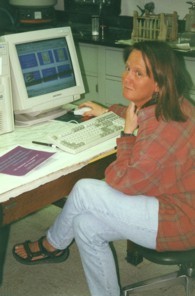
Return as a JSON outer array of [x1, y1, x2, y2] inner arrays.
[[17, 38, 76, 98], [3, 27, 85, 125]]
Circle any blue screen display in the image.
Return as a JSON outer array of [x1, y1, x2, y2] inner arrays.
[[16, 38, 76, 98]]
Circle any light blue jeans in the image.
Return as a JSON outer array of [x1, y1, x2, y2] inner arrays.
[[47, 178, 159, 296]]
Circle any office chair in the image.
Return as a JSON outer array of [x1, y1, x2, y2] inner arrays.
[[122, 244, 195, 296]]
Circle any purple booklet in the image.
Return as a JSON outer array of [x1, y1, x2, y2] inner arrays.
[[0, 146, 55, 176]]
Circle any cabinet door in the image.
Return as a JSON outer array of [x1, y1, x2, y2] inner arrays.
[[105, 78, 128, 106], [105, 47, 127, 105], [105, 48, 125, 77], [81, 74, 98, 101], [77, 43, 99, 101], [184, 56, 195, 103]]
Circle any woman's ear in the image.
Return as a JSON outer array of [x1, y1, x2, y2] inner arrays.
[[154, 82, 159, 93]]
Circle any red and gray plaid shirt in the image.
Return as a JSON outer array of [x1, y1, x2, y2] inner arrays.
[[106, 99, 195, 252]]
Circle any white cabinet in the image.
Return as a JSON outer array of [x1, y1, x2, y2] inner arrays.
[[77, 43, 127, 106]]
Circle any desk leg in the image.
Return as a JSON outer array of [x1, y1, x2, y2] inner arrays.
[[126, 240, 143, 266], [0, 225, 10, 285]]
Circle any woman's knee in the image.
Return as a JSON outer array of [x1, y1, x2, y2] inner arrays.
[[73, 214, 95, 245], [68, 179, 91, 204], [73, 178, 99, 196], [70, 178, 105, 205], [73, 178, 89, 191]]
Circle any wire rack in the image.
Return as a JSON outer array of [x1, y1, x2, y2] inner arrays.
[[131, 11, 178, 42]]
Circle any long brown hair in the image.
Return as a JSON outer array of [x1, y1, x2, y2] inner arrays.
[[123, 41, 191, 122]]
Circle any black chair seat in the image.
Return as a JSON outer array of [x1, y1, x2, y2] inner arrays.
[[137, 246, 195, 265], [136, 245, 195, 265]]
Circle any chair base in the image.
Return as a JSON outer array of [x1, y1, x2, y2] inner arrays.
[[122, 270, 195, 296], [125, 250, 143, 266]]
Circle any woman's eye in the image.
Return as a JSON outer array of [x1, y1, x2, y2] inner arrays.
[[124, 66, 145, 77], [135, 71, 143, 77]]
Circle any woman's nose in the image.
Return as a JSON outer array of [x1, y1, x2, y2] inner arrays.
[[123, 71, 132, 82]]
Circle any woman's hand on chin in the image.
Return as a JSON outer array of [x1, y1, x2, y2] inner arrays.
[[124, 102, 138, 134]]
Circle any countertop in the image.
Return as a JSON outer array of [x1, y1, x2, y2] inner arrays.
[[69, 23, 195, 57], [70, 23, 131, 48]]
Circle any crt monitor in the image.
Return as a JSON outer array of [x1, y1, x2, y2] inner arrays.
[[3, 27, 85, 125]]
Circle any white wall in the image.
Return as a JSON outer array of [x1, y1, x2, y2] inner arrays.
[[55, 0, 189, 20], [121, 0, 189, 19]]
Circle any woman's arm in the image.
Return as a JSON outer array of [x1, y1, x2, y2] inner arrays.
[[78, 101, 108, 117], [79, 101, 127, 117]]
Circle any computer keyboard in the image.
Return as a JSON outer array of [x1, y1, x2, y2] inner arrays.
[[49, 111, 124, 154]]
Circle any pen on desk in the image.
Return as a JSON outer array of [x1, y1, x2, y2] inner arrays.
[[32, 141, 57, 148]]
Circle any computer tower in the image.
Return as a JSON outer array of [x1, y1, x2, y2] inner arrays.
[[0, 42, 14, 135]]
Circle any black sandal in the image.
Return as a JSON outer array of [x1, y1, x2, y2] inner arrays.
[[12, 236, 69, 265]]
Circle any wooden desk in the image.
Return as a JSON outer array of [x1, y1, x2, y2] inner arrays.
[[0, 152, 116, 227], [0, 151, 116, 285]]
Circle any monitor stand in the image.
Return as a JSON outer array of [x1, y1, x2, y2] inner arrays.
[[14, 108, 69, 126]]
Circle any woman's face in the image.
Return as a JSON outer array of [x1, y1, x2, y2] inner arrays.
[[122, 49, 159, 108]]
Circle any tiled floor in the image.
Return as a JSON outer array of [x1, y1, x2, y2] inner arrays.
[[0, 205, 194, 296]]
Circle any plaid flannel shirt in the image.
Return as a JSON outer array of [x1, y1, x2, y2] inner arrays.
[[106, 99, 195, 251]]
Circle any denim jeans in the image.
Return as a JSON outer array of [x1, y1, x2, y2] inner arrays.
[[47, 178, 159, 296]]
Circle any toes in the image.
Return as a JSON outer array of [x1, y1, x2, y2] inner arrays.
[[14, 244, 28, 258]]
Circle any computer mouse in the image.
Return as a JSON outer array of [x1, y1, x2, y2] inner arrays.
[[73, 107, 92, 116]]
